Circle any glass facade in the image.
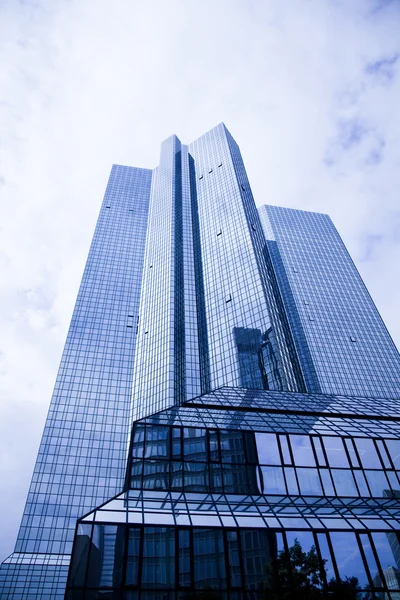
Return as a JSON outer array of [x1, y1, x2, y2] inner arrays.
[[65, 399, 400, 598], [258, 205, 400, 398], [1, 124, 399, 599], [0, 165, 152, 598]]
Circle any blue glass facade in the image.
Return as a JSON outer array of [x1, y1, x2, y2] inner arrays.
[[258, 205, 400, 398], [1, 124, 399, 599], [0, 165, 152, 598]]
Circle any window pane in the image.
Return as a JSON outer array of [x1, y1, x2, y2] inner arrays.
[[126, 528, 140, 586], [385, 440, 400, 469], [130, 460, 143, 488], [331, 469, 358, 497], [312, 437, 326, 466], [209, 430, 220, 462], [284, 467, 299, 495], [170, 462, 183, 490], [87, 525, 124, 589], [240, 530, 271, 590], [372, 532, 400, 587], [345, 438, 359, 467], [172, 428, 181, 458], [184, 428, 207, 462], [365, 470, 390, 497], [290, 435, 316, 466], [220, 430, 246, 464], [355, 438, 381, 469], [296, 468, 322, 495], [260, 466, 286, 494], [226, 531, 242, 588], [145, 426, 169, 459], [141, 527, 175, 589], [210, 464, 223, 493], [329, 531, 369, 589], [184, 462, 209, 492], [285, 531, 315, 553], [279, 435, 292, 464], [132, 425, 145, 458], [354, 470, 370, 497], [223, 464, 249, 494], [317, 533, 335, 582], [320, 469, 335, 496], [255, 433, 280, 465], [193, 529, 226, 589], [322, 437, 349, 468], [179, 530, 191, 587], [143, 461, 169, 490], [358, 534, 381, 590], [69, 524, 92, 586]]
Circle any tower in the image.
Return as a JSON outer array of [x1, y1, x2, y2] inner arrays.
[[1, 124, 400, 599]]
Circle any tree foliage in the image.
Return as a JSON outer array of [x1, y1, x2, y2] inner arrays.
[[261, 538, 368, 599]]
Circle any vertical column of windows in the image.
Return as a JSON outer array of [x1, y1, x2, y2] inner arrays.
[[13, 166, 151, 562], [132, 136, 181, 420]]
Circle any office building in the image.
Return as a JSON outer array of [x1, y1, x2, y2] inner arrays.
[[1, 123, 400, 599]]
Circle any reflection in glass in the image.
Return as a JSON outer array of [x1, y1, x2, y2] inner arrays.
[[67, 525, 400, 597], [284, 467, 299, 495], [141, 527, 175, 589], [143, 461, 169, 490], [193, 529, 226, 589], [179, 530, 190, 587], [290, 435, 316, 466], [385, 440, 400, 469], [226, 531, 242, 587], [331, 469, 358, 496], [261, 466, 286, 494], [255, 432, 281, 465], [145, 426, 169, 459], [322, 437, 349, 468], [365, 470, 390, 497], [183, 428, 207, 462], [355, 438, 382, 469], [233, 326, 283, 391], [184, 463, 208, 492], [330, 531, 368, 589], [126, 528, 140, 586], [296, 468, 322, 495], [240, 529, 274, 590]]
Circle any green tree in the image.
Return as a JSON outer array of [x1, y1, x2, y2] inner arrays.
[[261, 538, 369, 600], [261, 538, 325, 599]]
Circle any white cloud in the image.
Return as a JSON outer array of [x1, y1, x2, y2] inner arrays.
[[0, 0, 399, 560]]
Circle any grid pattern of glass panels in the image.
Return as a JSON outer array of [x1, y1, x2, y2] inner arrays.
[[128, 423, 400, 499], [132, 136, 183, 421], [258, 204, 400, 399], [185, 386, 400, 419], [141, 403, 400, 439], [188, 124, 302, 395], [0, 165, 152, 598], [0, 554, 70, 600], [3, 124, 400, 599], [66, 520, 400, 599], [65, 407, 400, 597], [75, 489, 400, 531]]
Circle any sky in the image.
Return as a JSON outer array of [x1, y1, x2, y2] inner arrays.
[[0, 0, 399, 561]]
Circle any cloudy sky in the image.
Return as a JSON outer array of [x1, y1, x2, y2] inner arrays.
[[1, 0, 399, 560]]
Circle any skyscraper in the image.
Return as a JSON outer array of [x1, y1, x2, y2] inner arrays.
[[1, 123, 400, 599]]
